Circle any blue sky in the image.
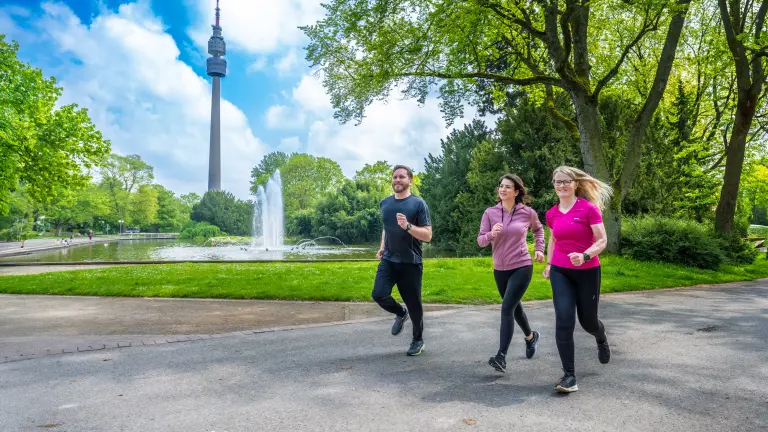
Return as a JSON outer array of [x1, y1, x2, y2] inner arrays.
[[1, 0, 482, 199]]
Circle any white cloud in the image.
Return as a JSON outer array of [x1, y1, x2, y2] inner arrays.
[[292, 75, 333, 115], [275, 75, 482, 177], [0, 6, 37, 45], [188, 0, 324, 55], [266, 105, 306, 130], [31, 1, 266, 199], [274, 49, 300, 76], [278, 137, 303, 153], [247, 56, 268, 74]]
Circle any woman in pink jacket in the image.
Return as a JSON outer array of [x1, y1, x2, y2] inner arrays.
[[478, 174, 545, 373]]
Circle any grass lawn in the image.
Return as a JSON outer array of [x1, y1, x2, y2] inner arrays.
[[0, 255, 766, 304]]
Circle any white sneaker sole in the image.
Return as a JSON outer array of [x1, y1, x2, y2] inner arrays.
[[555, 384, 579, 393]]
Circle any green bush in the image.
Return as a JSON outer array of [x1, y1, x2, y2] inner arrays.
[[621, 217, 724, 269], [179, 222, 224, 239], [718, 231, 758, 265], [749, 225, 768, 237], [0, 229, 17, 241]]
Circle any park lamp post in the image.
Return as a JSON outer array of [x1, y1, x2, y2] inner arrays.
[[100, 220, 110, 236], [118, 220, 124, 235], [38, 216, 46, 235]]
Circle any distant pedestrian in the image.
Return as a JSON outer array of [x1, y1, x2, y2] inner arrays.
[[88, 230, 93, 241]]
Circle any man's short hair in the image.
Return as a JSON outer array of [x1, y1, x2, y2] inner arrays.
[[392, 164, 414, 179]]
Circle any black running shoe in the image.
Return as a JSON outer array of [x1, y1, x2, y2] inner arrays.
[[525, 330, 540, 359], [488, 354, 506, 373], [598, 340, 611, 364], [407, 339, 424, 356], [554, 373, 578, 393], [391, 309, 409, 336]]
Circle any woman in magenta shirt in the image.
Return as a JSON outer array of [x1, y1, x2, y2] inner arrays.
[[544, 166, 612, 393], [478, 174, 545, 374]]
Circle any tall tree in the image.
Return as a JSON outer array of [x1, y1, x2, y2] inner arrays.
[[191, 190, 253, 236], [127, 184, 159, 229], [354, 161, 393, 196], [714, 0, 768, 233], [302, 0, 692, 251], [98, 153, 154, 218], [280, 154, 345, 212], [421, 120, 493, 249], [250, 151, 291, 193], [0, 35, 110, 214]]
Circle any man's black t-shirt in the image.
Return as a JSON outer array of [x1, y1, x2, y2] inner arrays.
[[381, 194, 432, 264]]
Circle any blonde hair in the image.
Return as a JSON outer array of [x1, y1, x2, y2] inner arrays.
[[552, 166, 613, 211]]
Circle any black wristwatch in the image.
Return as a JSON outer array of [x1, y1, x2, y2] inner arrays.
[[583, 253, 591, 262], [406, 223, 412, 231]]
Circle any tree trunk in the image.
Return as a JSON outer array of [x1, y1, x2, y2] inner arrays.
[[569, 90, 621, 252], [608, 1, 690, 253], [618, 0, 690, 202], [714, 0, 766, 233], [570, 91, 609, 179], [714, 96, 757, 233]]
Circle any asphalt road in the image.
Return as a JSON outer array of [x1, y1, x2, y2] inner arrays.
[[1, 281, 766, 431]]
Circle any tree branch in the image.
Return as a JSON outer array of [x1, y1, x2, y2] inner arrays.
[[560, 1, 575, 70], [477, 0, 547, 40], [741, 0, 754, 34], [401, 71, 562, 87], [593, 10, 661, 100], [750, 0, 768, 94], [755, 0, 768, 40], [718, 0, 750, 80], [545, 85, 580, 141]]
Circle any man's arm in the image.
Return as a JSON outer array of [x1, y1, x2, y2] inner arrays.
[[396, 212, 432, 242], [376, 230, 385, 259], [407, 224, 432, 242]]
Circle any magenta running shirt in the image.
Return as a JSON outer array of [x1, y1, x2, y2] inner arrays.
[[545, 198, 603, 269]]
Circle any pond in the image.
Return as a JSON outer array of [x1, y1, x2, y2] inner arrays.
[[0, 239, 458, 263]]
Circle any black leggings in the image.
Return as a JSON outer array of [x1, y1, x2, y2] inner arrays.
[[493, 265, 534, 356], [550, 265, 607, 375], [372, 259, 424, 341]]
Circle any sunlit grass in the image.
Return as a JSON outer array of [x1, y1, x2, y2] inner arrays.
[[1, 255, 766, 304]]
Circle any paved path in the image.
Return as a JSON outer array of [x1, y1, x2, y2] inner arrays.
[[1, 281, 767, 431], [0, 295, 458, 362], [0, 237, 116, 259], [0, 264, 126, 276]]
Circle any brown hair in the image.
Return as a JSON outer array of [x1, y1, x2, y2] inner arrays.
[[392, 164, 414, 179], [497, 173, 531, 205]]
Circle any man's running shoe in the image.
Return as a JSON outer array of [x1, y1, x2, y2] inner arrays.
[[407, 339, 424, 356], [488, 354, 506, 373], [598, 340, 611, 364], [391, 309, 409, 336], [554, 373, 578, 393], [525, 330, 540, 359]]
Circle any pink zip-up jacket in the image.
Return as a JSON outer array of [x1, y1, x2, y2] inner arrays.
[[477, 203, 546, 271]]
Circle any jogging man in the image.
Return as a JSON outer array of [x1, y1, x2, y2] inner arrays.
[[372, 164, 432, 356]]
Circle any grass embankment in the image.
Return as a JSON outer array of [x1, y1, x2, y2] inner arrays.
[[1, 255, 766, 304]]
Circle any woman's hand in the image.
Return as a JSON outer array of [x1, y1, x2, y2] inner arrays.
[[490, 223, 503, 238], [542, 264, 551, 280], [568, 252, 585, 267], [533, 251, 545, 263]]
